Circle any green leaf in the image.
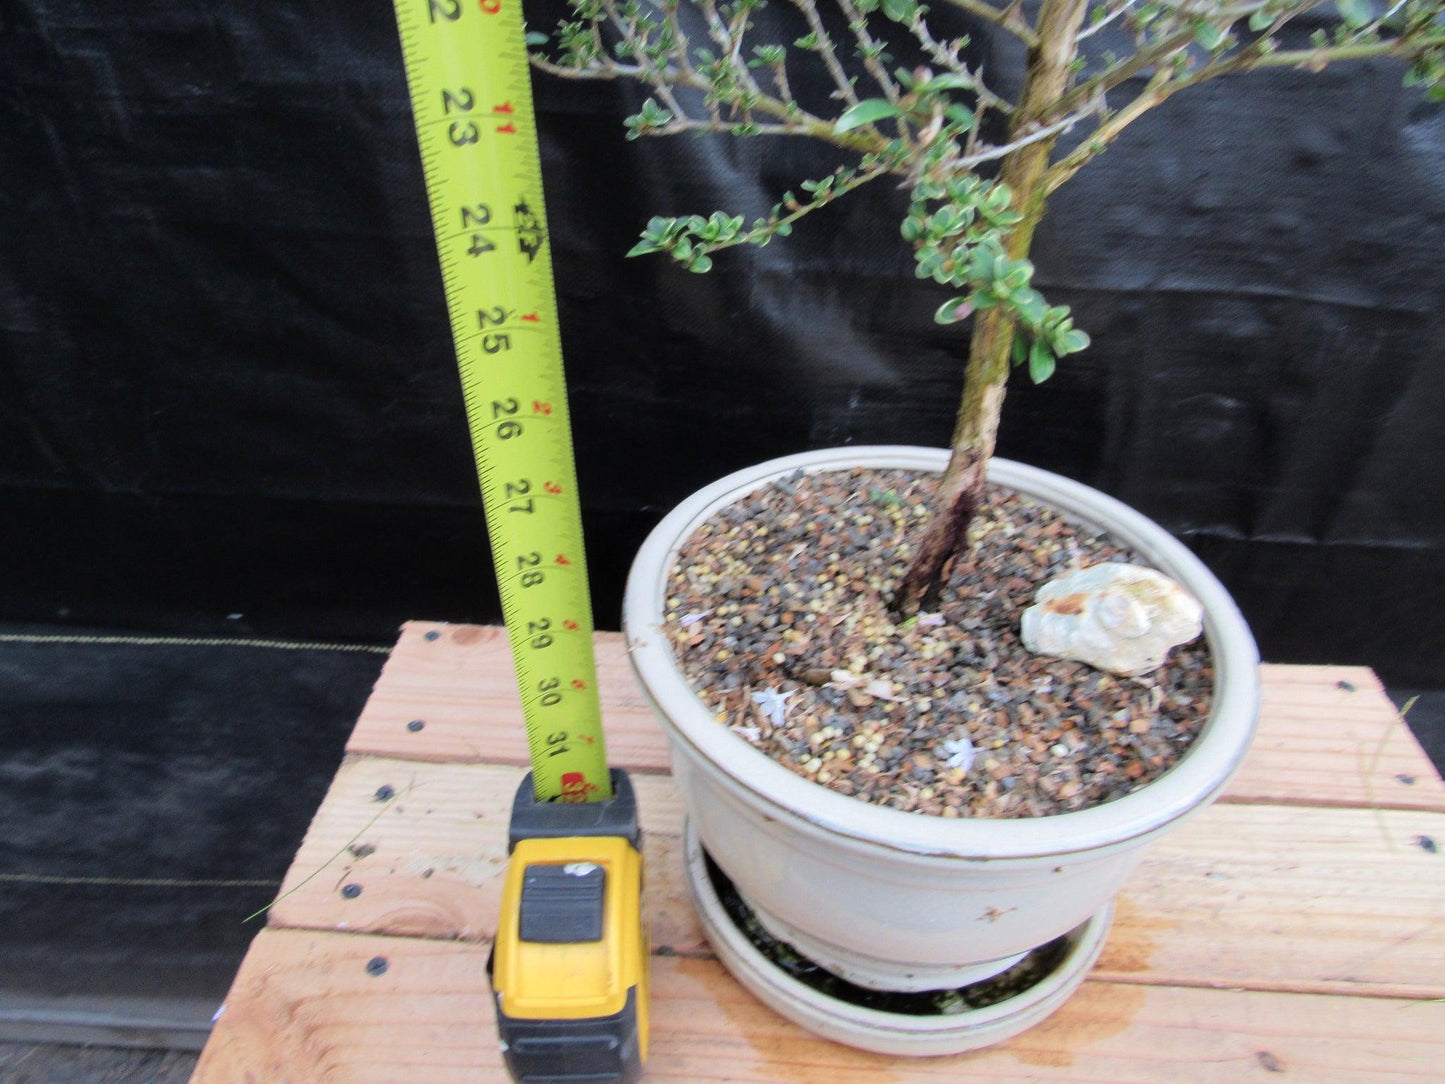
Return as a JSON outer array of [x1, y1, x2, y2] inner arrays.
[[626, 239, 661, 257], [1028, 340, 1056, 384], [1011, 286, 1046, 326], [934, 298, 973, 324], [968, 247, 997, 281], [1057, 328, 1091, 354], [1336, 0, 1371, 29], [834, 98, 900, 133], [1248, 9, 1273, 32], [688, 254, 714, 273], [524, 31, 549, 47], [943, 104, 976, 130], [1193, 21, 1225, 50], [1011, 333, 1028, 368], [880, 0, 917, 23], [923, 73, 977, 93]]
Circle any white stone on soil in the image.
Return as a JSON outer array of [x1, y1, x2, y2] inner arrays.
[[1020, 562, 1203, 677]]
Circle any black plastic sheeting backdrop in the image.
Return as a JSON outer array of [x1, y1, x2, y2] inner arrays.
[[2, 1, 1444, 682]]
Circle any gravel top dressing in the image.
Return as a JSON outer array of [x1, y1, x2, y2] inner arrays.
[[663, 467, 1214, 819]]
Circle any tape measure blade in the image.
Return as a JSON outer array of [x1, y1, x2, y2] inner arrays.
[[392, 0, 610, 803]]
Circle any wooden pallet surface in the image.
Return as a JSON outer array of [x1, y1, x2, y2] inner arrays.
[[265, 755, 1445, 999], [195, 624, 1445, 1082], [196, 928, 1445, 1084]]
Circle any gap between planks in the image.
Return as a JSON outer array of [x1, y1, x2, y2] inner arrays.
[[346, 623, 1445, 812], [194, 927, 1445, 1084], [267, 756, 1445, 1002]]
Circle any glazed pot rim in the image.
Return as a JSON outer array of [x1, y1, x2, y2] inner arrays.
[[622, 446, 1260, 861]]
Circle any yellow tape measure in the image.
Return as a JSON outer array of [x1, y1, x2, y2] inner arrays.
[[391, 0, 609, 804]]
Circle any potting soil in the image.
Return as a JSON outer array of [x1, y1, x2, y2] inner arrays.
[[664, 468, 1215, 818]]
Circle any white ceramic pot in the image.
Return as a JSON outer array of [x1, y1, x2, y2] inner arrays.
[[683, 822, 1114, 1056], [623, 447, 1259, 998]]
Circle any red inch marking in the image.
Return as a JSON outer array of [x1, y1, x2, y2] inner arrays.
[[575, 733, 594, 744], [543, 481, 562, 494], [559, 772, 597, 802], [554, 554, 571, 566], [562, 620, 579, 631], [570, 679, 587, 690], [520, 312, 539, 323], [496, 122, 516, 136], [493, 102, 514, 114], [532, 400, 552, 415], [478, 0, 501, 13]]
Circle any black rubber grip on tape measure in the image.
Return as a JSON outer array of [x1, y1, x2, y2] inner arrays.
[[498, 987, 643, 1084], [508, 769, 640, 853], [518, 863, 606, 943]]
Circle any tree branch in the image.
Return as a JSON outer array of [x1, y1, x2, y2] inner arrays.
[[1234, 34, 1445, 72], [788, 0, 862, 107], [835, 0, 906, 105], [1041, 68, 1171, 194], [938, 0, 1039, 48]]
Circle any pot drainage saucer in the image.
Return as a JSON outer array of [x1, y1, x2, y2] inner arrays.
[[683, 819, 1113, 1057]]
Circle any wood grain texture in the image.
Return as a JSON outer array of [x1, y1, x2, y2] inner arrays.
[[347, 623, 670, 772], [346, 624, 1443, 811], [1097, 804, 1445, 997], [1229, 665, 1444, 810], [268, 755, 1445, 999], [266, 757, 703, 956], [194, 928, 1445, 1084]]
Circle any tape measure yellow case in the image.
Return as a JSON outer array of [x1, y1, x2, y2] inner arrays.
[[389, 0, 648, 1079], [492, 771, 648, 1083]]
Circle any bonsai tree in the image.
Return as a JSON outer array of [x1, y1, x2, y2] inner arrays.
[[531, 0, 1445, 614]]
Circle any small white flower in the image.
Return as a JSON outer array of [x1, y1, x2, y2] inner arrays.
[[942, 737, 977, 771], [734, 726, 762, 742], [917, 612, 946, 628], [751, 688, 795, 727], [865, 679, 903, 701], [679, 610, 710, 627]]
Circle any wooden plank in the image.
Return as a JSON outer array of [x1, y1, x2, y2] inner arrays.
[[1096, 803, 1445, 998], [347, 624, 1443, 811], [1228, 664, 1444, 810], [347, 623, 670, 773], [194, 928, 1445, 1084], [266, 757, 703, 956], [269, 756, 1445, 999]]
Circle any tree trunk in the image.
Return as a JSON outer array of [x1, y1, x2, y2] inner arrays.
[[891, 0, 1091, 618]]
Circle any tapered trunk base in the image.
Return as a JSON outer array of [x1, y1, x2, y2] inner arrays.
[[891, 455, 987, 618]]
